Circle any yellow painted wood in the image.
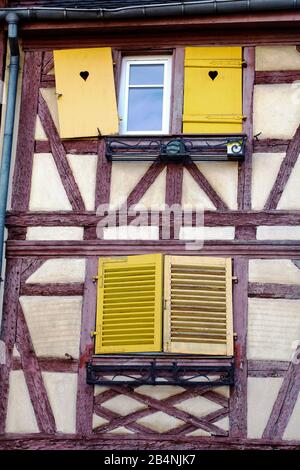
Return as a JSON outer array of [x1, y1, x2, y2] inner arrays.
[[183, 47, 243, 133], [95, 254, 163, 354], [54, 48, 118, 138], [164, 256, 233, 356]]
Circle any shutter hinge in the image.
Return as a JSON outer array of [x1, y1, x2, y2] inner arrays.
[[90, 331, 98, 338], [232, 276, 238, 283], [233, 332, 238, 339], [92, 276, 98, 282]]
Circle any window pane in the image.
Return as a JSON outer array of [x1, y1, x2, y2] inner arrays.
[[129, 64, 164, 85], [127, 88, 163, 131]]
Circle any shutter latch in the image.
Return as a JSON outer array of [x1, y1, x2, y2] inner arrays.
[[90, 331, 98, 338], [232, 276, 238, 283], [92, 276, 98, 282]]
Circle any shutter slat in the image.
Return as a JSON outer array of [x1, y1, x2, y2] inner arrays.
[[95, 254, 163, 354], [164, 255, 233, 356]]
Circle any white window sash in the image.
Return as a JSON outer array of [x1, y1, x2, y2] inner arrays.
[[118, 56, 172, 135]]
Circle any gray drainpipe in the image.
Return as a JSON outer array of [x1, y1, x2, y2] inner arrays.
[[0, 13, 19, 283], [0, 1, 300, 21]]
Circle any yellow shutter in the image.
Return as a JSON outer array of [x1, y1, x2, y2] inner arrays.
[[183, 47, 243, 133], [95, 254, 163, 354], [54, 47, 118, 138], [164, 256, 233, 356]]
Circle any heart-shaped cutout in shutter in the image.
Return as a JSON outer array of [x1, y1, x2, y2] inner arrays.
[[208, 71, 218, 81], [80, 71, 89, 81]]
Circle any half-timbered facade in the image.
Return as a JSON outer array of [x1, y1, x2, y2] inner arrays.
[[1, 0, 300, 450]]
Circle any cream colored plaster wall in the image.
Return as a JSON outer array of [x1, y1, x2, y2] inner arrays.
[[257, 226, 300, 240], [26, 226, 84, 241], [249, 259, 300, 285], [253, 84, 300, 139], [251, 153, 285, 209], [256, 46, 300, 71], [67, 154, 97, 210], [5, 371, 39, 433], [179, 226, 235, 240], [247, 377, 283, 438], [278, 157, 300, 209], [26, 258, 86, 284], [248, 298, 300, 361], [182, 169, 216, 210], [29, 154, 72, 210], [109, 162, 151, 209], [20, 296, 82, 358], [283, 393, 300, 440], [196, 162, 238, 209], [42, 372, 77, 434]]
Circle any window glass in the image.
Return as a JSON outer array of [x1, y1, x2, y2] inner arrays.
[[129, 64, 164, 85], [127, 88, 163, 131]]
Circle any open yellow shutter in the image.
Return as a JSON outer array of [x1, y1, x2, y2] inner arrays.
[[54, 48, 118, 138], [183, 47, 243, 133], [95, 254, 163, 354], [164, 256, 233, 356]]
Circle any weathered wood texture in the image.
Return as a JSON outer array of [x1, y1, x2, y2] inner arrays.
[[165, 163, 183, 206], [6, 240, 300, 258], [12, 357, 78, 373], [15, 306, 56, 434], [230, 258, 248, 438], [38, 94, 85, 210], [76, 258, 97, 435], [11, 52, 43, 211], [254, 139, 290, 153], [264, 123, 300, 210], [6, 210, 300, 228], [35, 140, 98, 154], [263, 355, 300, 440], [0, 259, 22, 434], [0, 435, 300, 450], [248, 360, 289, 378], [171, 47, 184, 134], [255, 70, 300, 84], [20, 283, 84, 296], [248, 283, 300, 299], [238, 47, 255, 212], [95, 139, 111, 208]]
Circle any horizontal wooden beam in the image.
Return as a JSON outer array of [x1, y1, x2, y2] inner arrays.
[[247, 360, 289, 378], [253, 139, 290, 153], [20, 283, 84, 296], [255, 70, 300, 85], [6, 210, 300, 228], [12, 357, 78, 373], [5, 240, 300, 258], [35, 140, 98, 155], [0, 434, 300, 450], [248, 283, 300, 299]]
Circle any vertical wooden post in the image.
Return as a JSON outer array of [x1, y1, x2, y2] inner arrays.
[[76, 258, 98, 435], [229, 257, 248, 438]]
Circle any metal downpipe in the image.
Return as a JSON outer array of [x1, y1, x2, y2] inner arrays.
[[0, 13, 19, 283]]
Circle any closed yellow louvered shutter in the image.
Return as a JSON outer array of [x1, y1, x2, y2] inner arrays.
[[95, 254, 163, 354], [183, 47, 243, 133], [54, 48, 119, 138], [164, 256, 233, 356]]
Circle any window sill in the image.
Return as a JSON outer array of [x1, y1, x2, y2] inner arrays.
[[86, 355, 234, 387]]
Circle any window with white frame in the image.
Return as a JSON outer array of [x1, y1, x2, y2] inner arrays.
[[118, 56, 172, 135]]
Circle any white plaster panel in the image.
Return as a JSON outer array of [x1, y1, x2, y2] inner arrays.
[[35, 115, 47, 140], [278, 157, 300, 209], [182, 169, 216, 210], [253, 84, 300, 139], [67, 154, 97, 210], [215, 417, 229, 431], [102, 395, 147, 416], [93, 414, 108, 429], [196, 162, 238, 209], [13, 345, 20, 357], [251, 153, 285, 209], [257, 226, 300, 240], [20, 296, 82, 359], [29, 154, 72, 211], [186, 429, 211, 437], [175, 396, 222, 418], [137, 411, 184, 433], [256, 46, 300, 71], [179, 226, 235, 240], [103, 226, 159, 240], [136, 385, 184, 400], [42, 372, 77, 434], [248, 298, 300, 361], [108, 426, 135, 434], [40, 87, 60, 133], [283, 392, 300, 440], [135, 169, 166, 210], [6, 370, 39, 433], [27, 258, 86, 284], [249, 259, 300, 285], [110, 163, 152, 209], [26, 226, 84, 241], [247, 377, 283, 438]]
